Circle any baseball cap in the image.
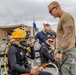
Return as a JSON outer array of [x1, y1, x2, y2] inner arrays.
[[46, 34, 55, 39]]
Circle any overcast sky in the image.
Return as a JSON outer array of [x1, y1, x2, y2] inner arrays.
[[0, 0, 76, 31]]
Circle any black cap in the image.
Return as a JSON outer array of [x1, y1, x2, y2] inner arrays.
[[46, 34, 55, 39]]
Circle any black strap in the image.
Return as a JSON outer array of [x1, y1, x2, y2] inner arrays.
[[0, 54, 4, 57], [1, 64, 9, 68], [59, 53, 68, 75]]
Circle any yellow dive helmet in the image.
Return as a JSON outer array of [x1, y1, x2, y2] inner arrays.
[[12, 29, 26, 39]]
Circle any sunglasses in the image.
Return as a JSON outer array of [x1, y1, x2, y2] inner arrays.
[[48, 40, 53, 43], [45, 24, 50, 26], [49, 7, 56, 14]]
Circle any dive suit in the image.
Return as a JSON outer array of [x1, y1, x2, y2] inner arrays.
[[7, 43, 53, 75]]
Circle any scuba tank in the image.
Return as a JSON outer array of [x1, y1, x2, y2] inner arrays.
[[0, 38, 11, 75], [33, 39, 41, 58]]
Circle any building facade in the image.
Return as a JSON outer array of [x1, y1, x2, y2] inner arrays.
[[0, 24, 39, 42]]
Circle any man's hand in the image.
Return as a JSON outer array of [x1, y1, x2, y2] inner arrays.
[[30, 39, 35, 47], [43, 23, 52, 32], [55, 52, 62, 62], [30, 69, 39, 75]]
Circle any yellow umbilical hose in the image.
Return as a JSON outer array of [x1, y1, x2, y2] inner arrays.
[[3, 40, 14, 74]]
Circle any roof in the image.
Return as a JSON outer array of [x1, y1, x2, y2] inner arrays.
[[0, 24, 32, 29]]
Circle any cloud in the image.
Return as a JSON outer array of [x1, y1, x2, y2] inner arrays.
[[0, 0, 76, 31]]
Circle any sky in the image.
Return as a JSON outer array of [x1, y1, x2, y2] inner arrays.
[[0, 0, 76, 31]]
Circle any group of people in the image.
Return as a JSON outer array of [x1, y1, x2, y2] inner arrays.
[[7, 1, 76, 75]]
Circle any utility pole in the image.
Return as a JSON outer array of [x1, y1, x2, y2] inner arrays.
[[33, 15, 35, 36]]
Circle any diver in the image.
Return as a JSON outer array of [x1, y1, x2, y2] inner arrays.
[[7, 29, 53, 75], [40, 35, 58, 67]]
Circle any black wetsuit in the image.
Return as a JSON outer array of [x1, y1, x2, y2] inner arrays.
[[40, 43, 58, 66], [7, 43, 53, 75], [7, 43, 31, 75]]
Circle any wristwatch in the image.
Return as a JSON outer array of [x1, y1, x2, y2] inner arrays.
[[57, 50, 62, 54]]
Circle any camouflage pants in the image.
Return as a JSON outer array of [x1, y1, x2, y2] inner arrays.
[[59, 47, 76, 75]]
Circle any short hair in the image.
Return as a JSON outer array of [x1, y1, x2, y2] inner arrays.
[[48, 1, 60, 11]]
